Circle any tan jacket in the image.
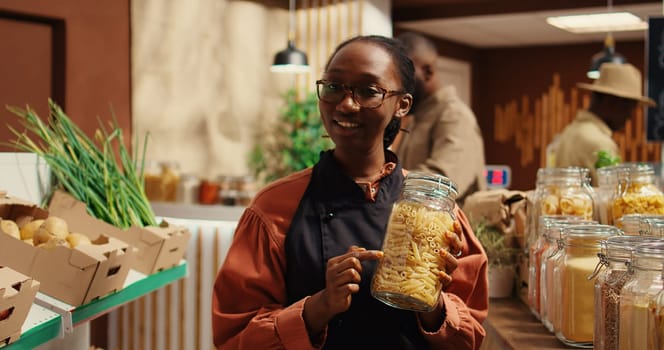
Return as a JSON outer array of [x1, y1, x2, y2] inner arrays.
[[554, 109, 619, 186], [397, 86, 487, 203]]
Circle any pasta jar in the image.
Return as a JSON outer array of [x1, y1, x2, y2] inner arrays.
[[593, 236, 660, 350], [540, 218, 595, 333], [371, 172, 458, 312], [531, 167, 595, 247], [611, 164, 664, 226], [619, 241, 664, 350], [553, 224, 619, 348]]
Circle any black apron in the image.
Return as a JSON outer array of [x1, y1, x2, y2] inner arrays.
[[285, 150, 428, 350]]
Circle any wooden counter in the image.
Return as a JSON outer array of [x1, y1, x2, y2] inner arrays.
[[480, 298, 573, 350]]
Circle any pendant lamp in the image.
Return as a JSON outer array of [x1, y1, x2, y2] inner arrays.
[[586, 0, 626, 79], [270, 0, 309, 73], [587, 33, 626, 79]]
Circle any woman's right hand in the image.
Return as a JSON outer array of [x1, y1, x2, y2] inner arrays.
[[303, 246, 383, 339]]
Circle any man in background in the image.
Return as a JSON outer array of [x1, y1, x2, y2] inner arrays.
[[396, 32, 487, 205], [554, 63, 656, 185]]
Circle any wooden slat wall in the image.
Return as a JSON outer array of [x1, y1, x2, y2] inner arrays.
[[494, 73, 661, 168], [104, 2, 365, 348], [295, 0, 363, 97]]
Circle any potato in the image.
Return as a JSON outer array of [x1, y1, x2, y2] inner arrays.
[[40, 237, 69, 250], [20, 219, 44, 240], [41, 217, 69, 239], [66, 233, 92, 248], [0, 220, 20, 240]]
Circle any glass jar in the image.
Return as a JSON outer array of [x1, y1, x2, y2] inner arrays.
[[540, 218, 595, 333], [528, 215, 580, 319], [371, 172, 458, 312], [553, 224, 619, 348], [530, 168, 595, 248], [650, 271, 664, 349], [619, 214, 664, 236], [597, 165, 627, 225], [619, 241, 664, 349], [612, 164, 664, 226], [593, 236, 660, 350]]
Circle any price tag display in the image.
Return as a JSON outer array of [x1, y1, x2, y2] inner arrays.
[[484, 165, 511, 189]]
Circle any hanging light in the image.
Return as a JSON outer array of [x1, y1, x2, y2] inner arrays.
[[586, 0, 626, 79], [587, 33, 626, 79], [270, 0, 309, 73]]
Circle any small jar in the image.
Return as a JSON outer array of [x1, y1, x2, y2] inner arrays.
[[528, 215, 580, 319], [530, 167, 595, 248], [177, 174, 200, 204], [612, 164, 664, 226], [198, 179, 220, 205], [649, 270, 664, 349], [540, 218, 595, 332], [553, 224, 619, 348], [371, 172, 458, 312], [593, 236, 660, 350], [619, 241, 664, 349]]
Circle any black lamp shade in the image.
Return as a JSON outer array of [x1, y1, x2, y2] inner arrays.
[[271, 40, 309, 73], [587, 38, 626, 79]]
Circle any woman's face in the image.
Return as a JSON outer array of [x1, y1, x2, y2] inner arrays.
[[319, 41, 412, 154]]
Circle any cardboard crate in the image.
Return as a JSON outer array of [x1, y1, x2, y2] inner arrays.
[[0, 194, 134, 307], [48, 190, 190, 275], [0, 266, 40, 347]]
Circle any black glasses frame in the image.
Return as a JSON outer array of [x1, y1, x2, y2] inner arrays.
[[315, 79, 405, 109]]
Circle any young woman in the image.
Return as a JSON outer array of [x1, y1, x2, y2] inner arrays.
[[212, 35, 488, 350]]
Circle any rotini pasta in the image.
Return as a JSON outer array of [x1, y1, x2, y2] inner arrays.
[[371, 201, 455, 311]]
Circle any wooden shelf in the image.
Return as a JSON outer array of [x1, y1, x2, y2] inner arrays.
[[481, 298, 573, 350]]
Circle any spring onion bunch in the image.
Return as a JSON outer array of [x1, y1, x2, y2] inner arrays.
[[6, 99, 157, 228]]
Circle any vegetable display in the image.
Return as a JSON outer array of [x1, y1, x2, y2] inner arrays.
[[5, 99, 156, 228]]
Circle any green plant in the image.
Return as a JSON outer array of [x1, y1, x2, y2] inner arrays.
[[5, 99, 156, 228], [473, 220, 520, 269], [249, 89, 333, 184]]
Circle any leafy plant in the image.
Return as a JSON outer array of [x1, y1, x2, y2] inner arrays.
[[595, 150, 621, 169], [5, 99, 156, 229], [473, 220, 520, 269], [249, 89, 333, 184]]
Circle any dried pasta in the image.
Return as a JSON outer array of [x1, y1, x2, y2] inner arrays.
[[539, 185, 593, 220], [371, 201, 455, 311], [612, 183, 664, 224]]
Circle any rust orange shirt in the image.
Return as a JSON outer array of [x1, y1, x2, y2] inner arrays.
[[212, 167, 489, 349]]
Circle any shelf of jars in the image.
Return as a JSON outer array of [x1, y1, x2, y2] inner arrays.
[[517, 163, 664, 350]]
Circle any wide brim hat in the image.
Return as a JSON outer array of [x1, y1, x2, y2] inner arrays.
[[577, 63, 656, 107]]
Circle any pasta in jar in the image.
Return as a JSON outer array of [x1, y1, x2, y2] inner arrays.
[[611, 164, 664, 226], [372, 172, 457, 312]]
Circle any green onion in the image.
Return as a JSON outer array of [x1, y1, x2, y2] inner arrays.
[[4, 99, 157, 228]]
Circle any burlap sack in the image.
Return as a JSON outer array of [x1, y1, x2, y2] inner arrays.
[[462, 189, 528, 247]]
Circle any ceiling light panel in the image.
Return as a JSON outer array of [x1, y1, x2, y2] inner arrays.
[[546, 12, 648, 33]]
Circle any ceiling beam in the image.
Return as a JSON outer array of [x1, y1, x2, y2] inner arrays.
[[392, 0, 661, 22]]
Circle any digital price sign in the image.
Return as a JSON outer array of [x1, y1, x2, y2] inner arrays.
[[484, 165, 511, 189]]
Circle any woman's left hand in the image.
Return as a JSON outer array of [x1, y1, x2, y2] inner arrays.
[[438, 220, 463, 288]]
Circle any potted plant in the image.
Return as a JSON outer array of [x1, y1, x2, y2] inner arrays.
[[249, 89, 333, 185], [473, 220, 520, 298]]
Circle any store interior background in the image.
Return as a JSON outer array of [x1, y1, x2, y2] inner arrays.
[[2, 0, 662, 191], [0, 0, 662, 348]]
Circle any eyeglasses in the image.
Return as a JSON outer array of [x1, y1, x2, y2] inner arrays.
[[315, 79, 405, 109]]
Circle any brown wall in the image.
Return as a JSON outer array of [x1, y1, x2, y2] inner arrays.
[[0, 0, 131, 152], [474, 40, 649, 190]]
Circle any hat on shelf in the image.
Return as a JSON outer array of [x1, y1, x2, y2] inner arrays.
[[577, 62, 656, 107]]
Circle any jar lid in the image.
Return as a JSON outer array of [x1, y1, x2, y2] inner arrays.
[[634, 241, 664, 257], [403, 172, 458, 200], [603, 236, 661, 261], [619, 214, 664, 236], [544, 219, 595, 240], [562, 224, 620, 245], [536, 166, 590, 185]]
